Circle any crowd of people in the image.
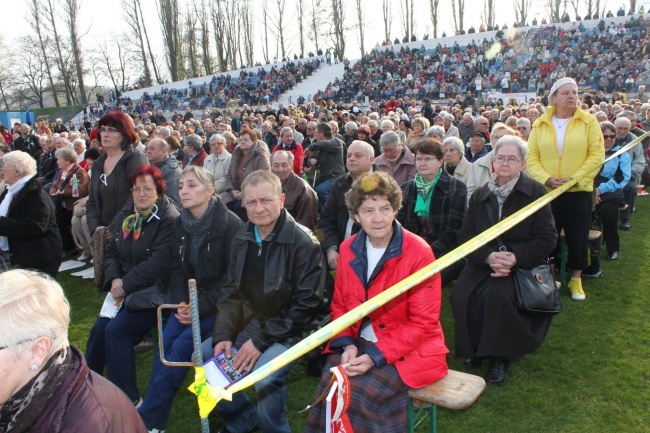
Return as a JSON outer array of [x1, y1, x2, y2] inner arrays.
[[1, 12, 650, 433]]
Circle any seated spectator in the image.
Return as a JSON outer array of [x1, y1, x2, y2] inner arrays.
[[146, 138, 182, 207], [451, 136, 557, 385], [427, 125, 446, 142], [85, 165, 179, 405], [271, 150, 318, 230], [443, 136, 471, 184], [374, 131, 416, 185], [273, 127, 304, 176], [466, 124, 516, 197], [49, 148, 88, 259], [0, 151, 62, 276], [71, 148, 102, 261], [261, 121, 278, 149], [443, 113, 460, 138], [595, 122, 631, 260], [304, 171, 448, 432], [213, 170, 325, 433], [405, 117, 430, 150], [356, 124, 380, 156], [203, 133, 232, 195], [221, 129, 271, 221], [223, 131, 238, 153], [516, 117, 532, 140], [138, 166, 241, 433], [0, 270, 147, 432], [398, 139, 467, 284], [465, 131, 489, 162], [458, 112, 475, 143], [181, 134, 208, 168]]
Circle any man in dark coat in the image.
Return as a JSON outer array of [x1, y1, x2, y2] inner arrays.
[[307, 123, 345, 211], [13, 124, 43, 161], [271, 150, 318, 230]]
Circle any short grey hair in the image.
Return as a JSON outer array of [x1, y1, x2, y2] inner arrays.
[[442, 136, 465, 155], [368, 120, 379, 128], [427, 125, 445, 138], [345, 122, 358, 131], [158, 126, 171, 137], [55, 148, 77, 163], [494, 135, 529, 161], [412, 117, 430, 130], [184, 134, 203, 152], [270, 149, 294, 165], [241, 169, 282, 198], [149, 137, 169, 152], [516, 118, 531, 128], [209, 133, 226, 145], [443, 113, 455, 121], [379, 131, 400, 148], [380, 119, 395, 129], [3, 151, 37, 177], [349, 140, 375, 158], [280, 127, 293, 137]]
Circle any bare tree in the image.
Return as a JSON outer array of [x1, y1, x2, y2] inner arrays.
[[450, 0, 465, 34], [122, 0, 153, 86], [15, 36, 49, 108], [91, 35, 138, 93], [584, 0, 602, 18], [482, 0, 496, 29], [382, 0, 393, 43], [136, 0, 162, 83], [27, 0, 60, 106], [209, 0, 228, 71], [41, 0, 72, 105], [0, 35, 17, 110], [260, 0, 271, 63], [629, 0, 637, 13], [428, 0, 440, 38], [297, 0, 305, 57], [195, 0, 213, 75], [239, 0, 254, 67], [158, 0, 183, 81], [61, 0, 88, 104], [355, 0, 366, 56], [330, 0, 346, 62], [307, 0, 326, 54], [184, 6, 199, 77], [268, 0, 290, 60], [399, 0, 415, 41], [545, 0, 563, 22], [513, 0, 533, 25]]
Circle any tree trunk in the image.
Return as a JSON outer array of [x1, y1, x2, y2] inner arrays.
[[355, 0, 365, 56], [429, 0, 439, 38], [62, 0, 88, 104], [331, 0, 345, 62], [383, 0, 392, 43], [28, 0, 59, 106], [43, 0, 72, 105], [122, 0, 152, 87]]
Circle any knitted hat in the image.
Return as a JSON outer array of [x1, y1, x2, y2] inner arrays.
[[550, 77, 578, 97]]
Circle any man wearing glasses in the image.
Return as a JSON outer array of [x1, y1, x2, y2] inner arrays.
[[516, 118, 532, 140]]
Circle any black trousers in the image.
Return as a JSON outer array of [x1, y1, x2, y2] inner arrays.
[[596, 197, 621, 253], [620, 180, 637, 223], [551, 191, 591, 270], [56, 207, 75, 251]]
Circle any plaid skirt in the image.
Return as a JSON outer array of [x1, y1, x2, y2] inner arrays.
[[303, 353, 409, 433]]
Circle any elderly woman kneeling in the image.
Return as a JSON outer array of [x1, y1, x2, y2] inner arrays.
[[304, 171, 448, 433], [450, 136, 557, 385], [0, 270, 146, 432]]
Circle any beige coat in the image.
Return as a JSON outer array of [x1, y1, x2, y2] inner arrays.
[[204, 151, 232, 194], [445, 155, 471, 185], [465, 151, 494, 199]]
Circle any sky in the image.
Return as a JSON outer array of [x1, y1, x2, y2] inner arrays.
[[1, 0, 636, 87]]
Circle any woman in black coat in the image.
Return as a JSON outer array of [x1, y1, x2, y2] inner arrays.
[[85, 165, 179, 405], [450, 136, 557, 385], [0, 151, 62, 276], [137, 165, 242, 433]]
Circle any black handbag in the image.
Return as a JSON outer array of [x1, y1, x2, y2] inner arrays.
[[124, 279, 169, 312], [486, 203, 562, 316]]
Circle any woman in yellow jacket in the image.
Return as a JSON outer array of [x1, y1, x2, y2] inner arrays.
[[527, 77, 605, 301]]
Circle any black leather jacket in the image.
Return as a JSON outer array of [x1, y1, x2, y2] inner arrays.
[[212, 209, 326, 352]]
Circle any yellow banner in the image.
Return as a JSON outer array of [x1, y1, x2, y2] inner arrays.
[[189, 131, 649, 415]]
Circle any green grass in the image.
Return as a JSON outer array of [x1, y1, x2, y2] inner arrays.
[[59, 197, 650, 432]]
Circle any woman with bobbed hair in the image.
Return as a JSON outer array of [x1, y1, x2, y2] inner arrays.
[[427, 125, 446, 142], [405, 117, 430, 151], [137, 165, 242, 432], [398, 139, 467, 284], [86, 112, 149, 237], [49, 147, 87, 259], [0, 270, 147, 432], [466, 123, 516, 198], [85, 165, 179, 406], [355, 124, 380, 156], [0, 151, 62, 276], [222, 131, 238, 153], [305, 171, 448, 433], [165, 135, 185, 162], [398, 118, 411, 138], [443, 136, 471, 184]]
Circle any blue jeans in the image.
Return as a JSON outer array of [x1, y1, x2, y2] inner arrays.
[[85, 307, 157, 402], [216, 338, 296, 433], [315, 178, 335, 213], [138, 314, 216, 430]]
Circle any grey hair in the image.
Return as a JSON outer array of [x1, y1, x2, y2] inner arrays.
[[427, 125, 445, 138], [380, 119, 395, 129], [209, 133, 226, 145], [412, 117, 430, 130], [55, 148, 78, 163], [368, 120, 379, 128], [149, 137, 169, 152], [184, 134, 203, 152], [379, 131, 400, 148], [474, 116, 488, 126], [494, 135, 529, 161], [280, 127, 293, 137], [516, 118, 531, 128], [349, 140, 375, 158], [443, 113, 455, 121], [270, 149, 294, 165], [241, 169, 282, 199], [442, 136, 465, 155], [3, 151, 37, 177], [345, 122, 358, 131], [158, 126, 171, 137]]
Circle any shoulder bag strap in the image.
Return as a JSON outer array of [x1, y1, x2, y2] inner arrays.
[[485, 201, 507, 252]]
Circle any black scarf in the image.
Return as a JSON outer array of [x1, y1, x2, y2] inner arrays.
[[180, 196, 217, 278], [0, 347, 77, 433]]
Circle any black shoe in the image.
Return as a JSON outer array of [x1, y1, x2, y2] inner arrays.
[[620, 221, 630, 230], [607, 251, 619, 260], [485, 357, 509, 385], [464, 357, 484, 369], [61, 249, 78, 260]]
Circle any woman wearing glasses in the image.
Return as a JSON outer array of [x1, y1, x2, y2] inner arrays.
[[85, 165, 179, 407], [86, 112, 149, 237], [451, 136, 557, 385], [0, 270, 146, 432]]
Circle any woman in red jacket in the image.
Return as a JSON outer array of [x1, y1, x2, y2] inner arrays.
[[304, 171, 448, 433]]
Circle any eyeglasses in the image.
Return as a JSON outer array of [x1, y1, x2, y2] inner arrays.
[[494, 156, 521, 164], [131, 186, 157, 194], [100, 126, 120, 134], [416, 156, 439, 163], [517, 126, 529, 131], [603, 134, 616, 139]]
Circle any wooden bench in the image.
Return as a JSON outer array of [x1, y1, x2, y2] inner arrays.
[[558, 229, 602, 288], [406, 369, 486, 433]]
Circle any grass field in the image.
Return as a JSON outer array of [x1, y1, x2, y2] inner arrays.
[[58, 196, 650, 432]]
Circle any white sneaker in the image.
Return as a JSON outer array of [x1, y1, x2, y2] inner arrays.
[[77, 251, 91, 261], [134, 396, 143, 409], [148, 429, 165, 433]]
